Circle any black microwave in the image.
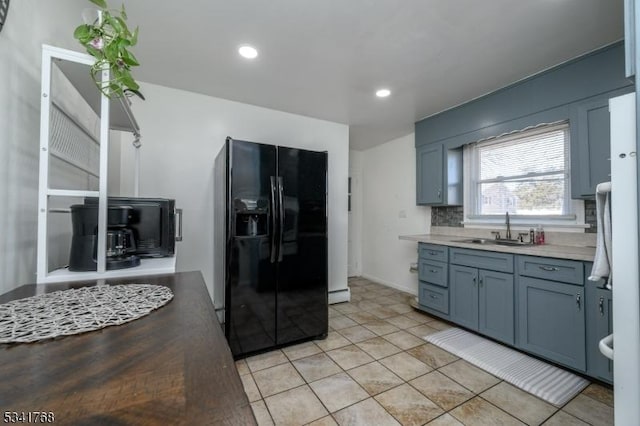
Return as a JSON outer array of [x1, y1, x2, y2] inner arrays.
[[84, 197, 181, 257]]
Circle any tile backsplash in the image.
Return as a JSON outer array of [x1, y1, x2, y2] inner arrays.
[[430, 206, 464, 228], [432, 200, 598, 233], [584, 200, 596, 233]]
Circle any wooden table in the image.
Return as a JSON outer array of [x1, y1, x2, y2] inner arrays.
[[0, 271, 256, 425]]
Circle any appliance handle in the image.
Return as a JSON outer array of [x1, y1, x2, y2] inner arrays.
[[277, 176, 284, 262], [175, 208, 183, 242], [270, 176, 277, 263], [599, 333, 614, 360]]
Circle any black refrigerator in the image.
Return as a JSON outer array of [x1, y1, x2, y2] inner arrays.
[[214, 137, 328, 358]]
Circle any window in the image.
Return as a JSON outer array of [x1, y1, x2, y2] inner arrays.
[[467, 122, 575, 220]]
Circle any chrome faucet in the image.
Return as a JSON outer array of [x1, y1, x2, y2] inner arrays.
[[505, 212, 512, 240]]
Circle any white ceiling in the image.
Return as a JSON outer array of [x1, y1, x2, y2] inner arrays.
[[121, 0, 623, 150]]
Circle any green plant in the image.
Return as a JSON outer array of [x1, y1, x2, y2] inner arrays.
[[73, 0, 144, 99]]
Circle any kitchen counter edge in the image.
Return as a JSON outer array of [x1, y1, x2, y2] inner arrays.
[[399, 234, 596, 262]]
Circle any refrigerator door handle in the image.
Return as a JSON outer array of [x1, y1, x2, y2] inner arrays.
[[277, 176, 285, 262], [599, 333, 614, 360], [270, 176, 278, 263]]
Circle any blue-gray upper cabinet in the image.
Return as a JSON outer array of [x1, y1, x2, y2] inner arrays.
[[416, 144, 462, 206], [625, 0, 636, 79], [517, 276, 586, 371], [570, 88, 634, 198]]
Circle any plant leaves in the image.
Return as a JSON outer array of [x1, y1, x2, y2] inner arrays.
[[121, 73, 139, 91], [113, 17, 130, 37], [73, 25, 90, 40], [86, 46, 104, 60], [130, 27, 139, 45], [123, 50, 139, 67], [89, 0, 108, 9], [105, 14, 123, 33], [76, 0, 142, 99]]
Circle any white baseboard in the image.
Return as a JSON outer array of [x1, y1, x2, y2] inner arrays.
[[329, 288, 351, 304], [361, 273, 418, 296]]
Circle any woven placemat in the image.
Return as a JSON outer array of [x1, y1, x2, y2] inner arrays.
[[0, 284, 173, 344]]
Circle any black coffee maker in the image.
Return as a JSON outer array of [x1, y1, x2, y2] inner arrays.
[[69, 204, 141, 271]]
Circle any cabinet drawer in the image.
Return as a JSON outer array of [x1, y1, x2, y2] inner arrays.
[[419, 243, 448, 262], [517, 256, 584, 285], [419, 282, 449, 314], [449, 248, 514, 273], [418, 259, 448, 287]]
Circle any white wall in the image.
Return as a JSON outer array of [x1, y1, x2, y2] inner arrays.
[[360, 133, 430, 294], [119, 82, 349, 303], [348, 150, 363, 276], [0, 0, 84, 294]]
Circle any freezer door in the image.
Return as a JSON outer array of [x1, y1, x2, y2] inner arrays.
[[226, 139, 278, 356], [276, 147, 328, 345]]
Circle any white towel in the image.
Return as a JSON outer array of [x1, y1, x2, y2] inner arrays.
[[589, 181, 612, 288]]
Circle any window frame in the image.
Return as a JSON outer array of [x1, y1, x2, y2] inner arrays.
[[462, 121, 586, 230]]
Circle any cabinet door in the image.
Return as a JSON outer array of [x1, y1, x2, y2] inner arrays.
[[570, 88, 633, 199], [479, 270, 514, 345], [518, 277, 586, 371], [449, 264, 479, 330], [570, 96, 611, 198], [590, 287, 614, 382], [416, 144, 443, 205]]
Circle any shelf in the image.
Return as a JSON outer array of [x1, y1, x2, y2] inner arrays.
[[47, 189, 99, 198], [42, 257, 177, 284], [38, 45, 145, 284], [45, 45, 140, 135]]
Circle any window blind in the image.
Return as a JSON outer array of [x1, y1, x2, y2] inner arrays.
[[472, 123, 570, 216]]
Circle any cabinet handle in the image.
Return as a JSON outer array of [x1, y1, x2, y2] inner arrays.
[[599, 297, 605, 316], [576, 293, 582, 310], [429, 269, 438, 273], [538, 266, 559, 272], [437, 189, 441, 199], [479, 277, 484, 287], [428, 251, 437, 255], [429, 295, 439, 299], [472, 277, 477, 287]]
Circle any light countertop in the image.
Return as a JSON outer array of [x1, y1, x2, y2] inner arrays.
[[399, 234, 596, 262]]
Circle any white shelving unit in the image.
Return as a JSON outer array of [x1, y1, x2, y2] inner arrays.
[[36, 45, 175, 284]]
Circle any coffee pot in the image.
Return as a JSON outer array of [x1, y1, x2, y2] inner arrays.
[[69, 204, 141, 271]]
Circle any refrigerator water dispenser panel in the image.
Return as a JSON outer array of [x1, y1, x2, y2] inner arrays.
[[233, 197, 269, 237]]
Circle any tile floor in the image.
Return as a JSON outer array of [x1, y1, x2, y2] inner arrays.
[[236, 277, 614, 426]]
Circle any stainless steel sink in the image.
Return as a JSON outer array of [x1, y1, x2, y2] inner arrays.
[[454, 238, 529, 247], [453, 238, 494, 245], [494, 239, 529, 247]]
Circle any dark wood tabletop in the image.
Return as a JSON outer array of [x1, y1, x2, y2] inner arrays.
[[0, 271, 256, 426]]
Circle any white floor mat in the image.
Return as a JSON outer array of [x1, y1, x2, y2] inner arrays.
[[425, 327, 589, 406]]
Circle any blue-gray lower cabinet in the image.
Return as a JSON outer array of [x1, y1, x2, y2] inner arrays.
[[517, 276, 586, 371], [419, 282, 449, 315], [450, 265, 515, 345], [586, 283, 613, 383], [450, 265, 479, 330], [479, 270, 515, 345]]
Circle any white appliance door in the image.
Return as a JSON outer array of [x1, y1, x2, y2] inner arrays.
[[610, 92, 640, 425]]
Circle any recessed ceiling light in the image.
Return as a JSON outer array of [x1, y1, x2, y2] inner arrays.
[[376, 89, 391, 98], [239, 45, 258, 59]]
